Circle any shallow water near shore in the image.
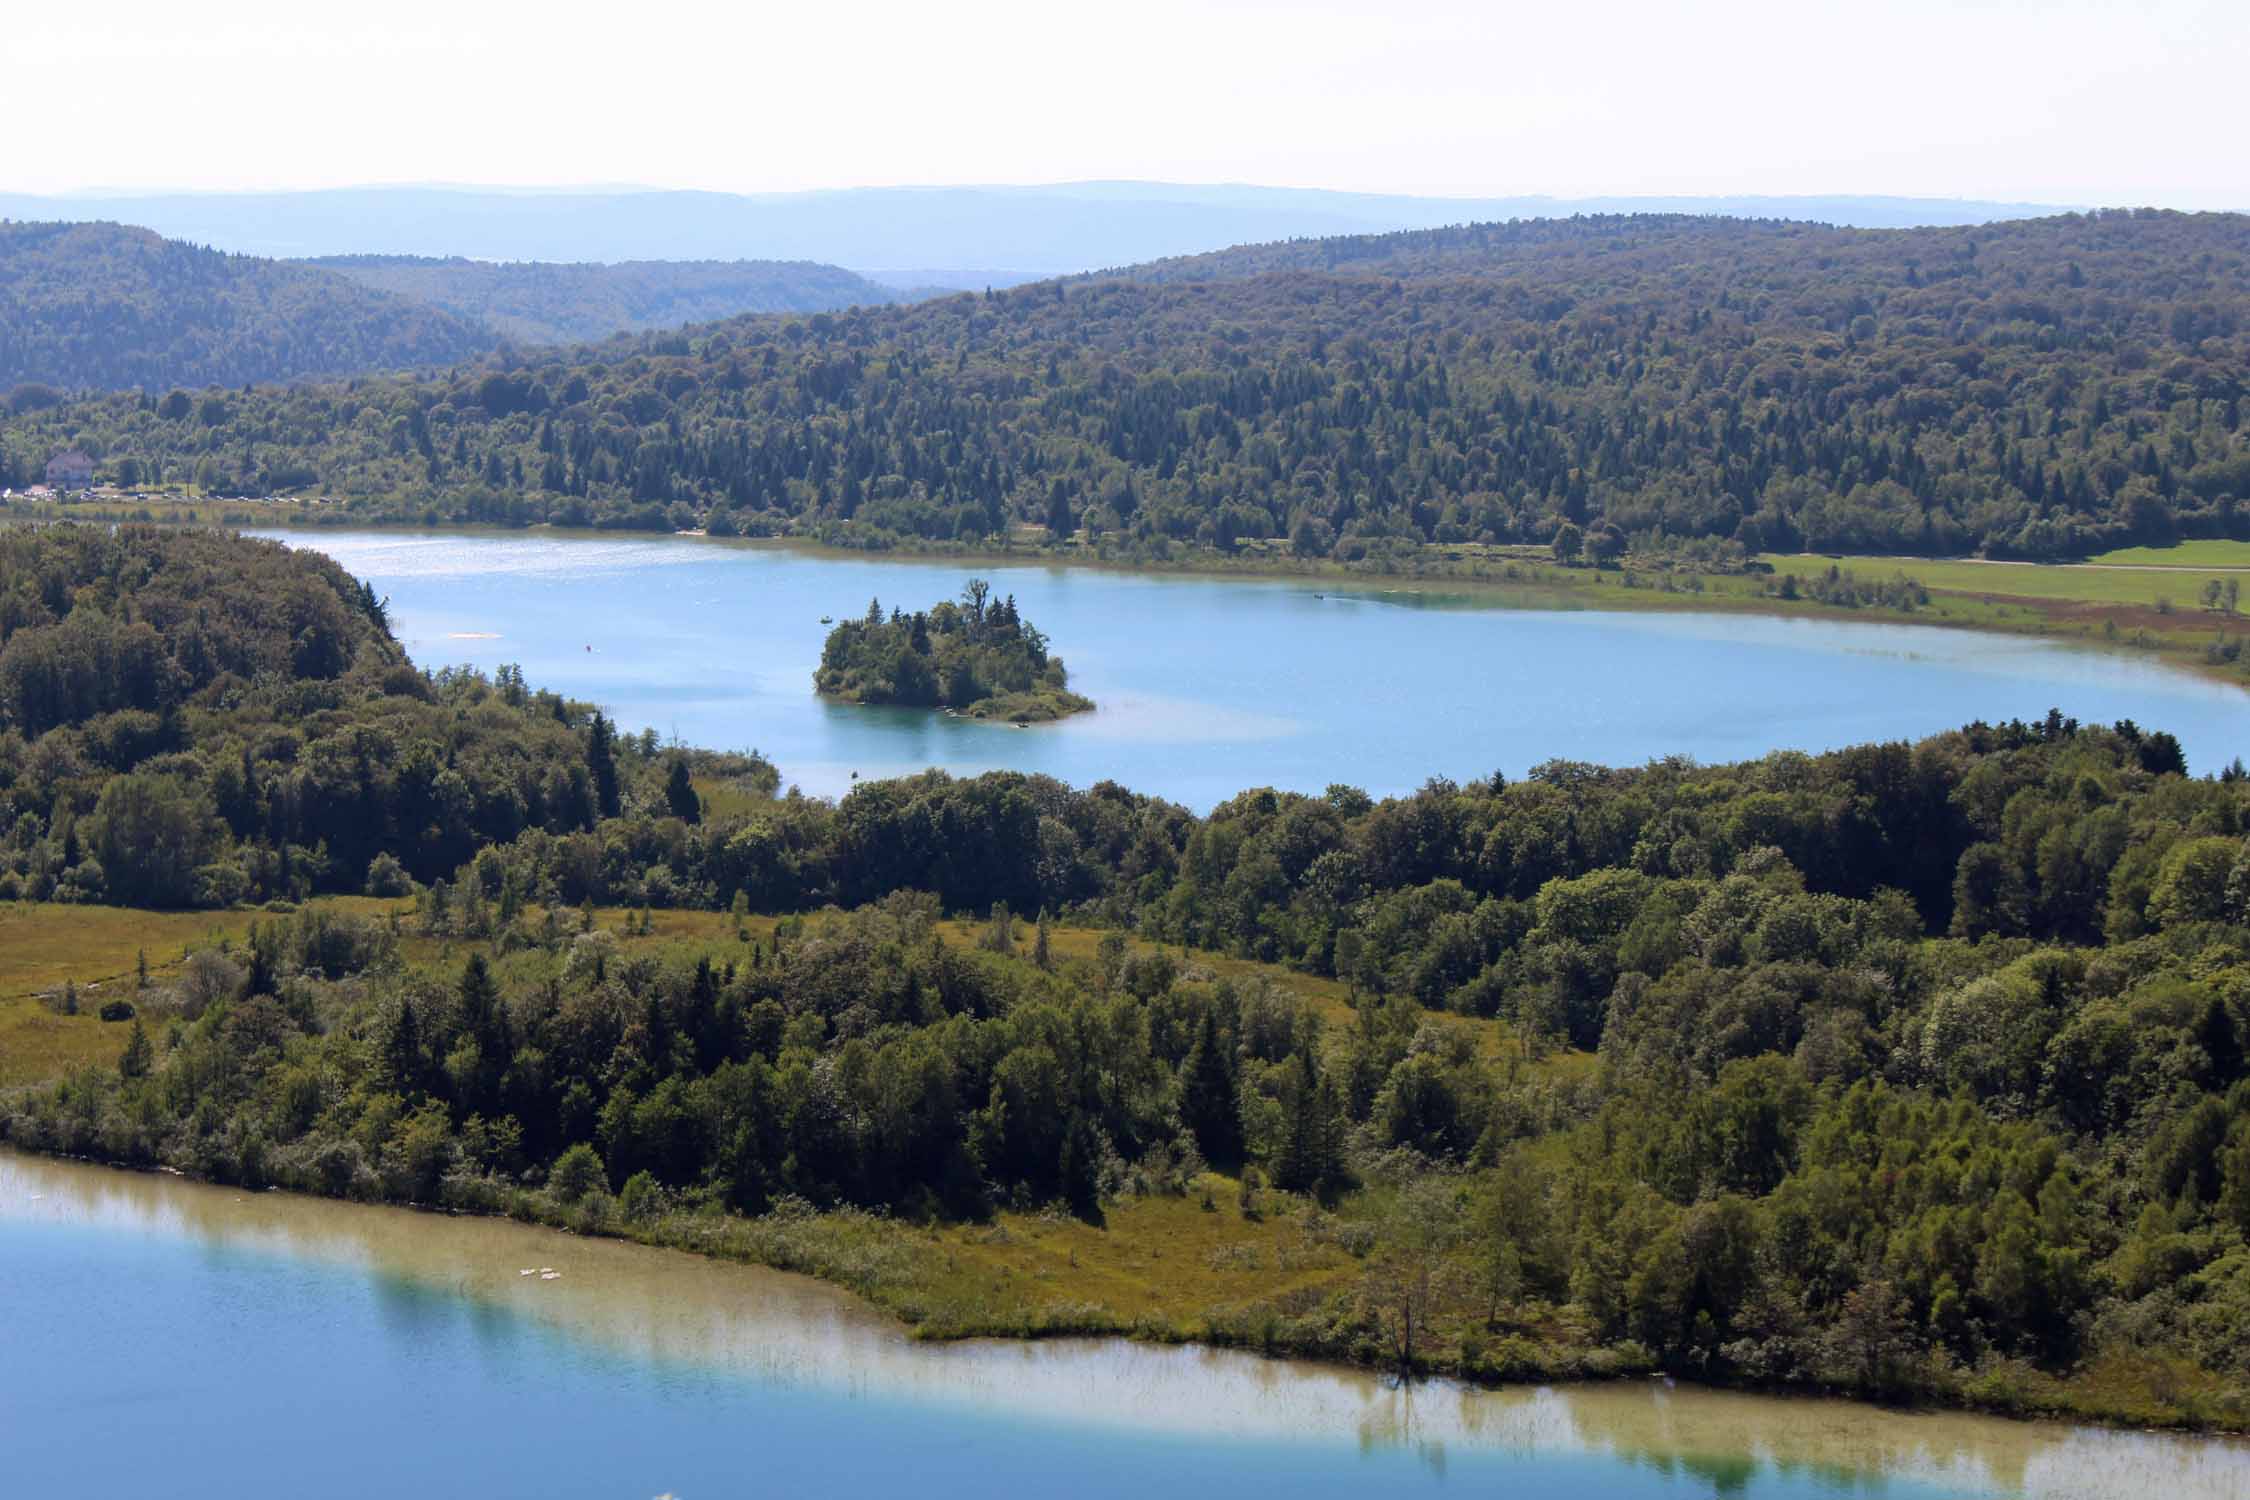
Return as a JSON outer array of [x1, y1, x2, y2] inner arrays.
[[259, 529, 2247, 809], [6, 1151, 2244, 1499]]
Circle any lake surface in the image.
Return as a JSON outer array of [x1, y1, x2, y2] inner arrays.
[[264, 530, 2247, 809], [7, 1151, 2244, 1500]]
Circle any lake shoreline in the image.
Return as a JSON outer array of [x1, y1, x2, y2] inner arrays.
[[10, 1142, 2242, 1439], [25, 495, 2250, 694], [816, 687, 1097, 726]]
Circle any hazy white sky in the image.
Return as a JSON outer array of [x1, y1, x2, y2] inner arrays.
[[12, 0, 2245, 207]]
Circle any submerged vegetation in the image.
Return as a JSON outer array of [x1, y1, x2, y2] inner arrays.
[[4, 526, 2250, 1430], [814, 578, 1091, 721]]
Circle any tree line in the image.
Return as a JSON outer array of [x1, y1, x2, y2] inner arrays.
[[6, 211, 2246, 561]]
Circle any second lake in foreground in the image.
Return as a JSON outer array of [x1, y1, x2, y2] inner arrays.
[[267, 531, 2248, 807], [7, 1151, 2246, 1499]]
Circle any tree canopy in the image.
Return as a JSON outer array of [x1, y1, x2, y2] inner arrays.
[[0, 222, 496, 392], [6, 211, 2246, 560], [815, 579, 1090, 721]]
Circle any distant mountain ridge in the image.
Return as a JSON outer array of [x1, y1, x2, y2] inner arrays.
[[0, 221, 496, 392], [0, 225, 913, 390], [0, 182, 2082, 283], [299, 255, 904, 346]]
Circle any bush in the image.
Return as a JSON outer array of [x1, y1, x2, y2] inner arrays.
[[364, 851, 412, 898], [550, 1142, 607, 1203], [618, 1169, 665, 1222]]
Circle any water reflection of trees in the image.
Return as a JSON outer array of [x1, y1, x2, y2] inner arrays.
[[1351, 1377, 1447, 1477], [12, 1153, 2250, 1500]]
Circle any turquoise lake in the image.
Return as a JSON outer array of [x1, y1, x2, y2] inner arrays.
[[9, 1151, 2244, 1499], [260, 530, 2247, 809]]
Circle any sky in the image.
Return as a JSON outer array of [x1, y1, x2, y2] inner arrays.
[[11, 0, 2245, 208]]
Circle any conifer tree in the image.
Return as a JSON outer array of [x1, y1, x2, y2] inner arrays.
[[982, 902, 1014, 955], [1178, 1009, 1242, 1167], [586, 712, 622, 819], [1273, 1052, 1347, 1202], [664, 757, 701, 823], [118, 1017, 152, 1079]]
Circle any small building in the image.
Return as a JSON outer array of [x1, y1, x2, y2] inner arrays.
[[45, 450, 94, 491]]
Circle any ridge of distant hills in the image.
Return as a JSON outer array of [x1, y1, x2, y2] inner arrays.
[[0, 221, 496, 392], [299, 255, 903, 347], [8, 208, 2245, 565], [0, 182, 2081, 283], [0, 224, 909, 390]]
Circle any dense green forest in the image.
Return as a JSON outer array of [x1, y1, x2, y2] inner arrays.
[[302, 255, 903, 347], [3, 525, 2249, 1418], [5, 211, 2245, 560], [0, 223, 497, 393], [814, 579, 1090, 720], [0, 525, 771, 906]]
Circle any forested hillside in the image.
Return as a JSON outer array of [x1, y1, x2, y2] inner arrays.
[[0, 525, 769, 906], [303, 255, 902, 346], [0, 222, 497, 392], [6, 210, 2245, 559], [4, 524, 2248, 1420]]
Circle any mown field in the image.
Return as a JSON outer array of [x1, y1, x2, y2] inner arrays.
[[1763, 551, 2250, 612], [2089, 541, 2250, 568], [1754, 550, 2250, 691]]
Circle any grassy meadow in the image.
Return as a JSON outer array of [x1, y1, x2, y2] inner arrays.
[[2088, 541, 2250, 568], [1762, 551, 2250, 612], [0, 898, 406, 1085]]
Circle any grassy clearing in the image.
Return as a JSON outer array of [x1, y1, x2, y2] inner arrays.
[[0, 898, 405, 1086], [0, 895, 1584, 1093], [0, 1001, 136, 1088], [0, 903, 259, 1085], [1756, 552, 2250, 690], [2088, 541, 2250, 568], [842, 1179, 1362, 1338], [1760, 551, 2250, 610], [927, 916, 1568, 1076]]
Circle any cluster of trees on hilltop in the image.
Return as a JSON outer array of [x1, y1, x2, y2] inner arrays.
[[814, 578, 1089, 720], [5, 211, 2246, 559], [0, 526, 773, 906], [303, 256, 903, 347], [0, 222, 496, 394]]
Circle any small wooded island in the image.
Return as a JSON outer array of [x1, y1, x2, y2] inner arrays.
[[814, 579, 1093, 723]]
